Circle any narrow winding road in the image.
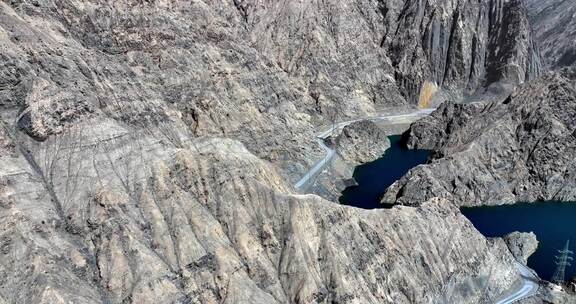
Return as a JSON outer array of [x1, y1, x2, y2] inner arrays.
[[495, 262, 540, 304], [294, 108, 435, 190], [294, 107, 542, 303]]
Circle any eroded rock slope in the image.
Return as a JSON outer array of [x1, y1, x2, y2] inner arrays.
[[335, 120, 390, 165]]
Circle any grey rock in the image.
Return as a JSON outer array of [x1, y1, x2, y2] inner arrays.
[[233, 0, 543, 107], [383, 71, 576, 206], [382, 0, 542, 105], [0, 0, 543, 185], [525, 0, 576, 68], [335, 120, 390, 165], [503, 232, 539, 264]]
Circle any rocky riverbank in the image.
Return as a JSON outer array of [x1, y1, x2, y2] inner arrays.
[[383, 70, 576, 206]]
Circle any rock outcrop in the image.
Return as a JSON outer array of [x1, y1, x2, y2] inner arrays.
[[226, 0, 543, 107], [503, 232, 539, 265], [383, 71, 576, 206], [335, 120, 390, 165]]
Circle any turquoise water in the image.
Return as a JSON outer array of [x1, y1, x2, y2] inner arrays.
[[461, 202, 576, 282], [339, 135, 430, 209]]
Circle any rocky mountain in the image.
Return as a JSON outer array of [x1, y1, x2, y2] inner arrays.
[[0, 0, 543, 182], [524, 0, 576, 68], [0, 0, 554, 303], [383, 70, 576, 206]]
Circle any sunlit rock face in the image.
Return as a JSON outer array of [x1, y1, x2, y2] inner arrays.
[[335, 120, 390, 165]]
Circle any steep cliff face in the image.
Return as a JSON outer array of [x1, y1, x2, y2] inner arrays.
[[0, 0, 542, 140], [383, 70, 576, 206], [524, 0, 576, 68], [235, 0, 542, 106], [382, 0, 541, 104]]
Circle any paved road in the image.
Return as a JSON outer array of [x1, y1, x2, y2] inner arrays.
[[495, 262, 540, 304], [294, 108, 435, 190]]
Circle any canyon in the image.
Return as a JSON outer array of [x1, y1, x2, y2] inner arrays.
[[0, 0, 573, 303]]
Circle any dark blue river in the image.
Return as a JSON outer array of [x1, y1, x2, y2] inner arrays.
[[339, 135, 430, 209], [462, 202, 576, 282]]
